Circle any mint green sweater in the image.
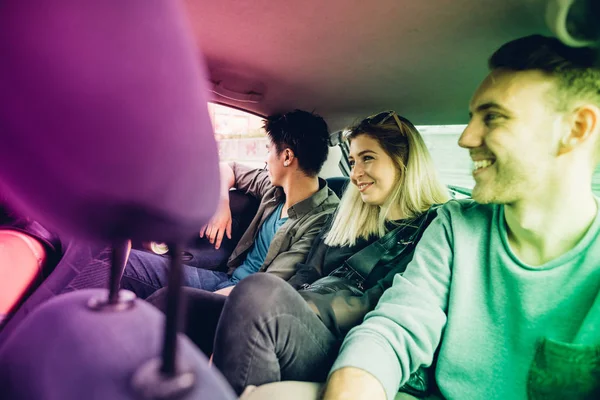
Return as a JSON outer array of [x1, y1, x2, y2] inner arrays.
[[331, 199, 600, 400]]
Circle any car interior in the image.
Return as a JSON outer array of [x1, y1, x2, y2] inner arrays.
[[0, 0, 599, 399]]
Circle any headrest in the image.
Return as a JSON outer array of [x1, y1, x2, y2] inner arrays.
[[0, 0, 220, 242], [0, 289, 237, 400]]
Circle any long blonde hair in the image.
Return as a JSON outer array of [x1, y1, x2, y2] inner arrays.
[[325, 112, 449, 247]]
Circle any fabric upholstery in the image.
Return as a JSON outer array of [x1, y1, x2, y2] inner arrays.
[[0, 240, 112, 342], [0, 289, 237, 400], [326, 177, 350, 199], [0, 0, 220, 242]]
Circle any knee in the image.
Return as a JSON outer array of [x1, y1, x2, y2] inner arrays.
[[227, 273, 294, 315], [125, 250, 168, 275], [145, 286, 169, 312], [232, 273, 286, 298], [123, 251, 149, 280]]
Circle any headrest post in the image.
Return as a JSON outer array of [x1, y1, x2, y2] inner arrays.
[[160, 243, 186, 376], [87, 241, 136, 312], [130, 244, 196, 398], [109, 240, 131, 304]]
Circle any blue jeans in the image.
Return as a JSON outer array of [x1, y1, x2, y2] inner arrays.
[[121, 249, 234, 299]]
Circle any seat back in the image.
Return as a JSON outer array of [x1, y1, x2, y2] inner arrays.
[[180, 190, 259, 271], [180, 180, 343, 271], [326, 176, 350, 199], [0, 240, 112, 342], [0, 0, 229, 398]]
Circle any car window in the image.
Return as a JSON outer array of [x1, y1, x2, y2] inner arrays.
[[418, 125, 600, 197], [417, 125, 473, 193], [207, 107, 600, 199], [208, 103, 267, 169]]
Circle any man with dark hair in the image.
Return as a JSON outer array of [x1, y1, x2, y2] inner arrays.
[[321, 35, 600, 399], [121, 109, 339, 298], [262, 110, 330, 177]]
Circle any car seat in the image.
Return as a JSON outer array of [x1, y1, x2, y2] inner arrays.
[[0, 1, 235, 399]]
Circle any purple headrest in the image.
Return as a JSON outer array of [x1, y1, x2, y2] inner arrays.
[[0, 0, 220, 242]]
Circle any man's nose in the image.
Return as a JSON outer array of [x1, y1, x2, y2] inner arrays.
[[458, 122, 484, 149]]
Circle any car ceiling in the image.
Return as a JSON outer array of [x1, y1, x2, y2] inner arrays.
[[184, 0, 551, 130]]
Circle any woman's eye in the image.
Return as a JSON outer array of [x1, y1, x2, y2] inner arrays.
[[348, 160, 355, 167], [363, 155, 374, 161]]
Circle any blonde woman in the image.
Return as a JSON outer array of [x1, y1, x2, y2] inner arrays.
[[148, 111, 449, 397]]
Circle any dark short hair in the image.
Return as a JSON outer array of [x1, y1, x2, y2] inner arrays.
[[489, 34, 600, 110], [264, 109, 330, 177]]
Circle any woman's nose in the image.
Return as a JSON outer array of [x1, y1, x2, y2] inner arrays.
[[350, 164, 364, 180]]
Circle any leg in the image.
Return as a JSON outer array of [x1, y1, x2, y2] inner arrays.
[[212, 273, 341, 395], [240, 382, 322, 400], [241, 382, 426, 400], [121, 249, 229, 298], [146, 286, 227, 356]]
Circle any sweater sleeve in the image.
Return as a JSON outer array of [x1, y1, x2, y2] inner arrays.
[[329, 208, 454, 400]]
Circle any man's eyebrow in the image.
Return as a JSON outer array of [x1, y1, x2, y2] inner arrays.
[[348, 150, 376, 159], [468, 102, 512, 118]]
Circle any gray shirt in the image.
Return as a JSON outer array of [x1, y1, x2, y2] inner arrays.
[[227, 162, 339, 280]]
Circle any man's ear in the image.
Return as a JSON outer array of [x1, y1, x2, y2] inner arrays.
[[282, 148, 295, 166], [558, 105, 600, 156]]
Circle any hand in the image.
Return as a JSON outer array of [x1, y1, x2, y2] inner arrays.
[[321, 367, 386, 400], [200, 199, 232, 249], [213, 285, 235, 296], [239, 385, 257, 399]]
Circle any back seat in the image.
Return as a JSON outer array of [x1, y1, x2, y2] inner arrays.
[[142, 177, 350, 272], [326, 176, 349, 199]]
